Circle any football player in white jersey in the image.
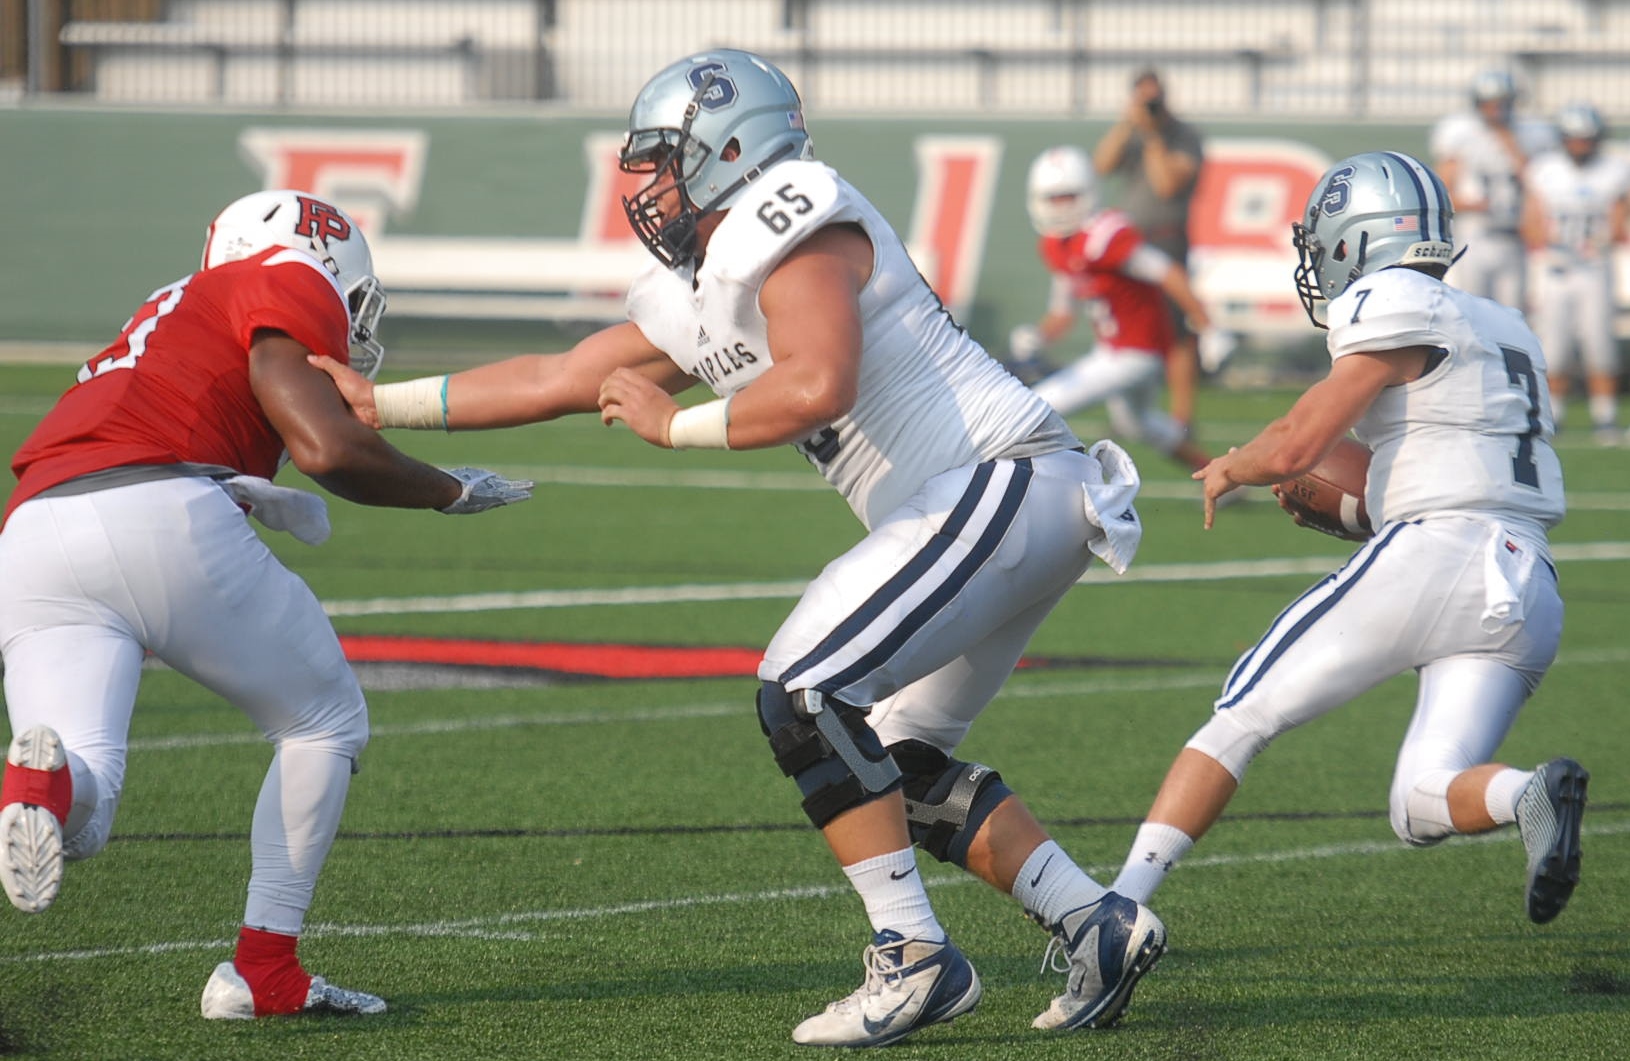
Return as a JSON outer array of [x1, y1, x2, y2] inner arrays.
[[1106, 152, 1588, 933], [1431, 71, 1559, 309], [1521, 102, 1630, 444], [310, 49, 1164, 1046]]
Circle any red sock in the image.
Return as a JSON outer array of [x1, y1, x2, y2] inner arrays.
[[232, 926, 313, 1016]]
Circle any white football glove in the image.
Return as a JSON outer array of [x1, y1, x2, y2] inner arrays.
[[439, 467, 534, 515]]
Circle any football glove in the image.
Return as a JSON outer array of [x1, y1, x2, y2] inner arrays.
[[439, 467, 534, 515]]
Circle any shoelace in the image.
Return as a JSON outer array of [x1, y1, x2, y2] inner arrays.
[[825, 943, 907, 1013], [1039, 932, 1071, 976]]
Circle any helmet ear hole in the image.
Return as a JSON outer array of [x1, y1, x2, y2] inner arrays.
[[1332, 240, 1348, 262], [721, 138, 741, 162]]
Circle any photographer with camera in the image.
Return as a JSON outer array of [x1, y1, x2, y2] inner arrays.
[[1091, 68, 1209, 423]]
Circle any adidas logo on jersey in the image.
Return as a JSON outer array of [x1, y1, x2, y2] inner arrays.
[[697, 326, 710, 346]]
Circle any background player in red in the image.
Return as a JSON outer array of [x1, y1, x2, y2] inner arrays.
[[1007, 146, 1216, 476], [0, 190, 531, 1019]]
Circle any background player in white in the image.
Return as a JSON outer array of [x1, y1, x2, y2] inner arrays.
[[1104, 152, 1588, 931], [310, 49, 1164, 1046], [1009, 146, 1216, 476], [0, 190, 531, 1018], [1431, 70, 1559, 310], [1521, 102, 1630, 444]]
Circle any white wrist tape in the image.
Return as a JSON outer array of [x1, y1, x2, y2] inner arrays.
[[373, 375, 450, 430], [667, 396, 733, 450]]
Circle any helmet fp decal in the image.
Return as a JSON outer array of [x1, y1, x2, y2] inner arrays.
[[1319, 166, 1355, 218], [295, 195, 354, 245], [686, 61, 737, 110]]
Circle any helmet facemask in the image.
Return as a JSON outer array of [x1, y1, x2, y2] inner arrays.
[[618, 51, 812, 271], [621, 94, 715, 270]]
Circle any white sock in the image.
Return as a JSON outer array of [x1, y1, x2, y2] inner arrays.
[[1589, 394, 1617, 429], [1011, 840, 1106, 927], [1485, 767, 1533, 826], [1112, 823, 1195, 905], [843, 849, 943, 941]]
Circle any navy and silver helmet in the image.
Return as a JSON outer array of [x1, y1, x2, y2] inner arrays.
[[1292, 151, 1454, 327], [619, 49, 813, 269], [1557, 101, 1606, 141]]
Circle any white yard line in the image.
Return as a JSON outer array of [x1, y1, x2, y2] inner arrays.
[[321, 541, 1630, 617], [6, 820, 1626, 962]]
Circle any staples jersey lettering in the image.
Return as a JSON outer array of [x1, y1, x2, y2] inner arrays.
[[1326, 267, 1564, 534], [1038, 210, 1173, 356], [7, 249, 351, 523], [626, 159, 1075, 528]]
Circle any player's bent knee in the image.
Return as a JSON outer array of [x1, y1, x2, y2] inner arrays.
[[1184, 710, 1270, 780], [889, 739, 1013, 867], [757, 681, 902, 828]]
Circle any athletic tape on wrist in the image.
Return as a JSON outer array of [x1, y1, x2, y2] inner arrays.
[[667, 395, 733, 450], [373, 375, 450, 430]]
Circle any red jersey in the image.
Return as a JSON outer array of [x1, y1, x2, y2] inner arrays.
[[7, 248, 351, 523], [1038, 210, 1174, 357]]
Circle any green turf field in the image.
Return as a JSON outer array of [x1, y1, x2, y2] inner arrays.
[[1, 360, 1626, 1060]]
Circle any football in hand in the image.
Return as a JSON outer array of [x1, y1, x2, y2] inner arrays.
[[1273, 438, 1373, 541]]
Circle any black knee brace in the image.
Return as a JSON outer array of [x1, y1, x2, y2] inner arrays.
[[890, 739, 1014, 868], [757, 681, 902, 828]]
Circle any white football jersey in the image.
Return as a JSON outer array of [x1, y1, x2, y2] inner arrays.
[[626, 159, 1075, 528], [1430, 114, 1558, 229], [1326, 267, 1565, 535], [1524, 148, 1630, 261]]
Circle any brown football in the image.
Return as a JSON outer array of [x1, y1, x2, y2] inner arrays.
[[1274, 438, 1373, 541]]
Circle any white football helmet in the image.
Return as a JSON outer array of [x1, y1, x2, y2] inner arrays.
[[1026, 146, 1097, 238], [1471, 70, 1518, 123], [1556, 101, 1605, 139], [202, 190, 388, 379], [1292, 151, 1454, 327], [619, 49, 814, 269]]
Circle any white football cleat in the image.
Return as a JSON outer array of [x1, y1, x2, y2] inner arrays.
[[201, 960, 387, 1019], [1032, 892, 1165, 1030], [1, 725, 71, 914], [792, 930, 981, 1047]]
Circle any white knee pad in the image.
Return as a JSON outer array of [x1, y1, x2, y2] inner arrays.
[[1392, 768, 1456, 847], [1184, 710, 1270, 780]]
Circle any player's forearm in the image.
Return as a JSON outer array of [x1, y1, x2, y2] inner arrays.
[[301, 437, 462, 509], [721, 365, 854, 449]]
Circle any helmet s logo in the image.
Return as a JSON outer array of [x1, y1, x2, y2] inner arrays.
[[1319, 166, 1355, 218], [686, 61, 738, 111], [295, 195, 354, 246]]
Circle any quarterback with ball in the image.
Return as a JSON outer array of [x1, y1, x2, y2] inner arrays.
[[1109, 151, 1588, 935]]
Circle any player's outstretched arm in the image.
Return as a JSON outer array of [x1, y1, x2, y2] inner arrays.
[[251, 331, 525, 512], [309, 321, 689, 432]]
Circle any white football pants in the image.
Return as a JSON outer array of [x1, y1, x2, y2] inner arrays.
[[761, 449, 1105, 754], [0, 477, 368, 935], [1032, 347, 1188, 455], [1529, 258, 1618, 380], [1185, 516, 1562, 845]]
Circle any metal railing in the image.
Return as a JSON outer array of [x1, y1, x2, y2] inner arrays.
[[5, 0, 1628, 120]]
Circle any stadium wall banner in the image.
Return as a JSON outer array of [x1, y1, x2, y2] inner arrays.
[[2, 110, 1442, 350]]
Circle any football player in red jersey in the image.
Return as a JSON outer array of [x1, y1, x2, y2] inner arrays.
[[0, 190, 531, 1019], [1007, 146, 1216, 476]]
